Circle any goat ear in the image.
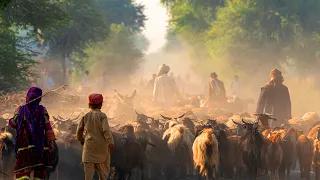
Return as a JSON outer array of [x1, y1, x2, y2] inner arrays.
[[114, 89, 125, 102], [131, 90, 137, 98]]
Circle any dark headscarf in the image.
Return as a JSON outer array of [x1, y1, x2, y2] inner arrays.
[[16, 87, 46, 156], [26, 87, 43, 105]]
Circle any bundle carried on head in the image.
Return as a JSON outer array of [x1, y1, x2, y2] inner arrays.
[[270, 68, 284, 84], [156, 64, 170, 77]]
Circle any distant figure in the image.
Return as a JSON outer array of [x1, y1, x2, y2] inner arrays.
[[153, 64, 181, 107], [82, 71, 90, 94], [256, 69, 291, 127], [208, 72, 227, 108], [176, 75, 185, 93], [44, 76, 55, 90], [102, 72, 109, 92], [230, 75, 240, 97], [139, 78, 145, 87], [185, 73, 190, 82], [146, 74, 156, 95], [41, 69, 54, 90], [67, 69, 73, 86], [76, 94, 115, 180]]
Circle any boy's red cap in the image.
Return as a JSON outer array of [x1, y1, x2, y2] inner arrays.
[[89, 93, 103, 104]]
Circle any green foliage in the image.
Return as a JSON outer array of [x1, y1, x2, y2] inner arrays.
[[0, 0, 147, 91], [3, 0, 66, 31], [163, 0, 320, 77], [96, 0, 146, 32], [0, 0, 67, 91], [45, 0, 147, 84], [0, 0, 12, 10], [82, 24, 144, 83], [0, 20, 37, 91]]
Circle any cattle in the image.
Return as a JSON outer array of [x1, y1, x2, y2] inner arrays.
[[192, 128, 219, 180]]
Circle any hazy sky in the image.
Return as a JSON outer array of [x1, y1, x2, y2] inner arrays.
[[135, 0, 168, 54]]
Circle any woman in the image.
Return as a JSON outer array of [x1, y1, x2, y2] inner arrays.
[[9, 87, 56, 180]]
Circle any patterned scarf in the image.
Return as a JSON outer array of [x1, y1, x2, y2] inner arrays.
[[15, 87, 46, 156]]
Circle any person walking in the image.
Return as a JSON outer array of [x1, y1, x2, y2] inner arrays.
[[9, 87, 56, 180], [76, 93, 115, 180], [208, 72, 227, 108], [152, 64, 181, 107], [256, 69, 291, 127], [82, 71, 90, 94]]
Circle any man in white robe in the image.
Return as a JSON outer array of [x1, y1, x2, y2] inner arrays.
[[152, 64, 181, 107]]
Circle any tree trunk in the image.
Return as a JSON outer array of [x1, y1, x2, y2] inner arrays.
[[61, 36, 68, 85]]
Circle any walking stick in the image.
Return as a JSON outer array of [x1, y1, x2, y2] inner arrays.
[[25, 85, 68, 105]]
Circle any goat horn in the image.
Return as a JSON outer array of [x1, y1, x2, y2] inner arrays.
[[58, 115, 66, 121], [242, 119, 250, 124], [177, 113, 185, 119], [135, 110, 141, 116], [232, 119, 242, 126], [160, 114, 172, 120], [69, 115, 80, 121], [52, 116, 59, 121]]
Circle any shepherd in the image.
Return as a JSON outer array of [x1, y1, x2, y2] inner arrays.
[[256, 69, 291, 128], [9, 87, 56, 180], [152, 64, 181, 107], [208, 72, 227, 108], [76, 93, 115, 180]]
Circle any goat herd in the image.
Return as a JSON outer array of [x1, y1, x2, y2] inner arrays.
[[0, 90, 320, 180]]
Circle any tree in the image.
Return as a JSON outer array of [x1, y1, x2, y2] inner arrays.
[[0, 20, 37, 91], [45, 0, 108, 84], [0, 0, 11, 10], [45, 0, 147, 84], [81, 24, 144, 84], [162, 0, 320, 77], [0, 0, 66, 91]]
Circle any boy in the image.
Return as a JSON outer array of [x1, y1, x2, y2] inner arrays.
[[76, 93, 115, 180]]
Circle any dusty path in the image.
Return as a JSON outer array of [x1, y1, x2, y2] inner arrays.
[[176, 169, 311, 180]]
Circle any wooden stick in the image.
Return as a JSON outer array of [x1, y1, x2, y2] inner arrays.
[[25, 85, 68, 105]]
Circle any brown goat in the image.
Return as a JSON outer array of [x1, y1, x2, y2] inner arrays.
[[279, 128, 297, 180], [193, 128, 219, 180], [314, 140, 320, 180], [297, 135, 313, 180], [266, 132, 283, 180], [227, 135, 246, 179]]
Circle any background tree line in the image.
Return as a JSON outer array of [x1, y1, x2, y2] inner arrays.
[[0, 0, 147, 91], [161, 0, 320, 80]]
